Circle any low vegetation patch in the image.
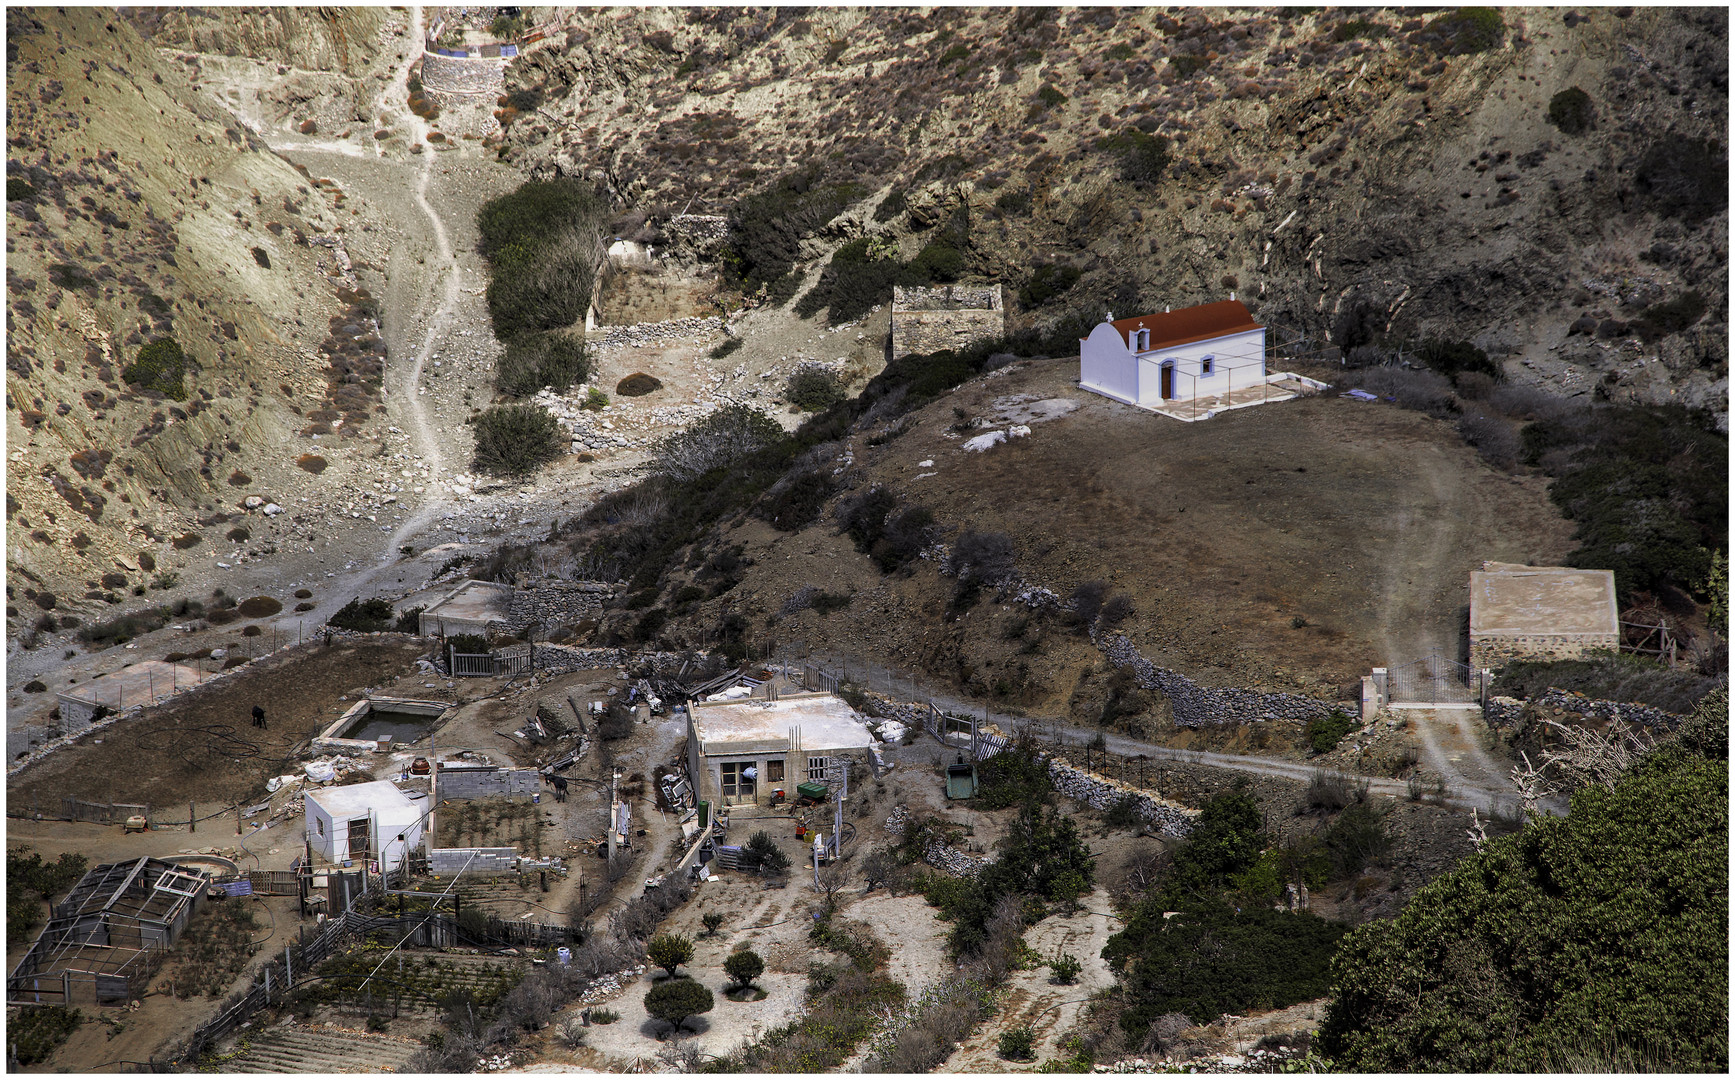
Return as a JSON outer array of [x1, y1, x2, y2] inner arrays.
[[236, 596, 282, 618], [473, 404, 563, 476], [477, 178, 607, 342], [8, 1005, 81, 1065], [496, 332, 591, 397], [326, 597, 396, 633], [615, 372, 663, 397], [1492, 651, 1719, 715], [122, 337, 187, 400]]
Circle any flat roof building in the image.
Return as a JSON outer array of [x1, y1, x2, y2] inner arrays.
[[1469, 562, 1620, 670], [418, 579, 514, 638], [306, 780, 425, 872], [685, 693, 875, 808]]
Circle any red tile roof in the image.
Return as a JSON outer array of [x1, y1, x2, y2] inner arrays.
[[1106, 299, 1261, 352]]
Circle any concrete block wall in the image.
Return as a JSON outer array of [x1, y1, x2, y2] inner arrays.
[[1046, 758, 1197, 838], [1101, 634, 1338, 727], [428, 847, 519, 876], [437, 767, 542, 800], [1469, 633, 1620, 670]]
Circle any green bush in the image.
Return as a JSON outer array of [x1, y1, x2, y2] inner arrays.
[[1306, 709, 1357, 754], [8, 177, 38, 202], [647, 933, 695, 977], [644, 977, 713, 1034], [476, 177, 605, 257], [725, 948, 765, 988], [1634, 136, 1727, 224], [473, 404, 563, 476], [927, 805, 1094, 954], [1035, 82, 1068, 109], [1171, 787, 1263, 889], [1321, 802, 1391, 879], [724, 168, 865, 295], [1170, 54, 1210, 77], [939, 42, 971, 65], [873, 188, 907, 223], [1049, 951, 1083, 985], [1425, 6, 1504, 54], [496, 332, 591, 396], [1097, 129, 1171, 185], [446, 633, 489, 654], [1319, 725, 1728, 1071], [975, 741, 1053, 810], [1546, 86, 1594, 135], [122, 337, 187, 399], [999, 1026, 1037, 1061], [9, 1005, 81, 1065], [478, 179, 606, 342], [589, 1007, 620, 1025], [1634, 291, 1707, 342], [1019, 263, 1082, 308], [395, 606, 426, 634], [755, 468, 836, 531], [785, 367, 846, 411], [745, 830, 791, 875], [8, 847, 88, 942], [1415, 338, 1499, 384], [327, 597, 396, 632], [1104, 894, 1347, 1037]]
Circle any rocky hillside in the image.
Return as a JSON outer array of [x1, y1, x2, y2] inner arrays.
[[4, 9, 391, 617], [501, 5, 1726, 413]]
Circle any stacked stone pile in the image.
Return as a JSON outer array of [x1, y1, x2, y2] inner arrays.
[[595, 315, 723, 349], [1046, 757, 1197, 838], [883, 806, 992, 877], [1101, 634, 1338, 726]]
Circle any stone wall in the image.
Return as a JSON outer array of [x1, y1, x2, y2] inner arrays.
[[1100, 634, 1338, 726], [437, 766, 542, 800], [883, 806, 992, 877], [507, 582, 617, 632], [428, 846, 519, 877], [1046, 757, 1197, 838], [666, 215, 728, 253], [419, 50, 506, 95], [1469, 632, 1620, 670], [1483, 688, 1683, 731], [890, 285, 1005, 360]]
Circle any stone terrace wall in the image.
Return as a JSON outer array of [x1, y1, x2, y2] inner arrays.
[[508, 582, 616, 632], [1047, 757, 1197, 838], [1483, 688, 1683, 731], [884, 805, 991, 877], [420, 50, 506, 95], [1100, 634, 1338, 727]]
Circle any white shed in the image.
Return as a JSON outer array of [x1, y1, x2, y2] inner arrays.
[[305, 781, 425, 871], [1080, 299, 1267, 407]]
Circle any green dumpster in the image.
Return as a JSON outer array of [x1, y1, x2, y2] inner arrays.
[[945, 763, 978, 799], [796, 781, 830, 804]]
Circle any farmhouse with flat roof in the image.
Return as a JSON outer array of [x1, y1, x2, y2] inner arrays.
[[685, 693, 875, 808]]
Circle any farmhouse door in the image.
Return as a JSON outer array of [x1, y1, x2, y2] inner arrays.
[[347, 816, 371, 860], [720, 761, 756, 805], [1160, 362, 1174, 399]]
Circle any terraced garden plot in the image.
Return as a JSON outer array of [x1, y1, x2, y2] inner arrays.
[[218, 1023, 422, 1073], [296, 947, 528, 1020]]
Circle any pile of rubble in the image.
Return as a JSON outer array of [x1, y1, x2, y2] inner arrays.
[[1093, 1048, 1307, 1073], [593, 315, 724, 350], [579, 964, 646, 1004], [884, 806, 992, 877]]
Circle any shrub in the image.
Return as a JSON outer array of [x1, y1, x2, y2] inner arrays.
[[1170, 54, 1209, 77], [8, 1005, 81, 1065], [8, 177, 38, 202], [724, 948, 765, 988], [1547, 86, 1594, 134], [122, 337, 187, 399], [755, 468, 836, 531], [1049, 951, 1083, 985], [1322, 801, 1391, 879], [1416, 338, 1499, 384], [589, 1007, 620, 1025], [1634, 291, 1707, 342], [1319, 734, 1726, 1071], [651, 404, 782, 483], [644, 977, 713, 1035], [473, 404, 563, 476], [1019, 263, 1082, 308], [1634, 136, 1727, 224], [709, 336, 743, 360], [496, 332, 591, 396], [477, 177, 605, 258], [1355, 366, 1456, 417], [1425, 6, 1504, 54], [326, 597, 396, 632], [582, 387, 608, 411], [1492, 652, 1720, 716], [744, 830, 791, 875], [975, 740, 1053, 810], [702, 912, 725, 936], [1307, 709, 1357, 754], [724, 167, 865, 295], [647, 933, 695, 977], [999, 1026, 1037, 1061], [1097, 129, 1171, 185], [616, 372, 662, 397], [395, 606, 425, 634], [236, 596, 282, 618], [785, 367, 846, 411], [1035, 82, 1068, 110], [1457, 413, 1521, 469]]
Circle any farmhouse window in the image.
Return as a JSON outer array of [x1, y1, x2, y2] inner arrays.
[[1201, 355, 1214, 375], [766, 760, 785, 783], [807, 756, 830, 782], [317, 818, 325, 837]]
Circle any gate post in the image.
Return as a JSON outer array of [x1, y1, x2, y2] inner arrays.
[[1371, 667, 1388, 703]]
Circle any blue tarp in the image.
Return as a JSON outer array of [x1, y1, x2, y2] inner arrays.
[[221, 880, 253, 897]]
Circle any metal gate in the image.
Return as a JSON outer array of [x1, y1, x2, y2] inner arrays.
[[1386, 652, 1480, 706]]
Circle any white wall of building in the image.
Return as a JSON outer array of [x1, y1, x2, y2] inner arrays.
[[1081, 324, 1267, 405]]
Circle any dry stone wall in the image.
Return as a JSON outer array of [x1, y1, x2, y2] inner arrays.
[[1483, 688, 1682, 731], [420, 51, 506, 95], [1046, 757, 1197, 838], [508, 582, 616, 631], [890, 285, 1005, 360], [1100, 634, 1338, 726], [437, 766, 542, 800], [884, 805, 991, 877]]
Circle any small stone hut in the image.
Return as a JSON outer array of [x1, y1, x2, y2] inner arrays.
[[890, 284, 1005, 360], [1468, 562, 1620, 669]]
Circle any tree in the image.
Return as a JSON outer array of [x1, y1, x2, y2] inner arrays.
[[643, 977, 714, 1037], [723, 948, 764, 989], [646, 933, 695, 978], [1318, 714, 1728, 1072], [701, 912, 724, 937], [650, 404, 783, 483]]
